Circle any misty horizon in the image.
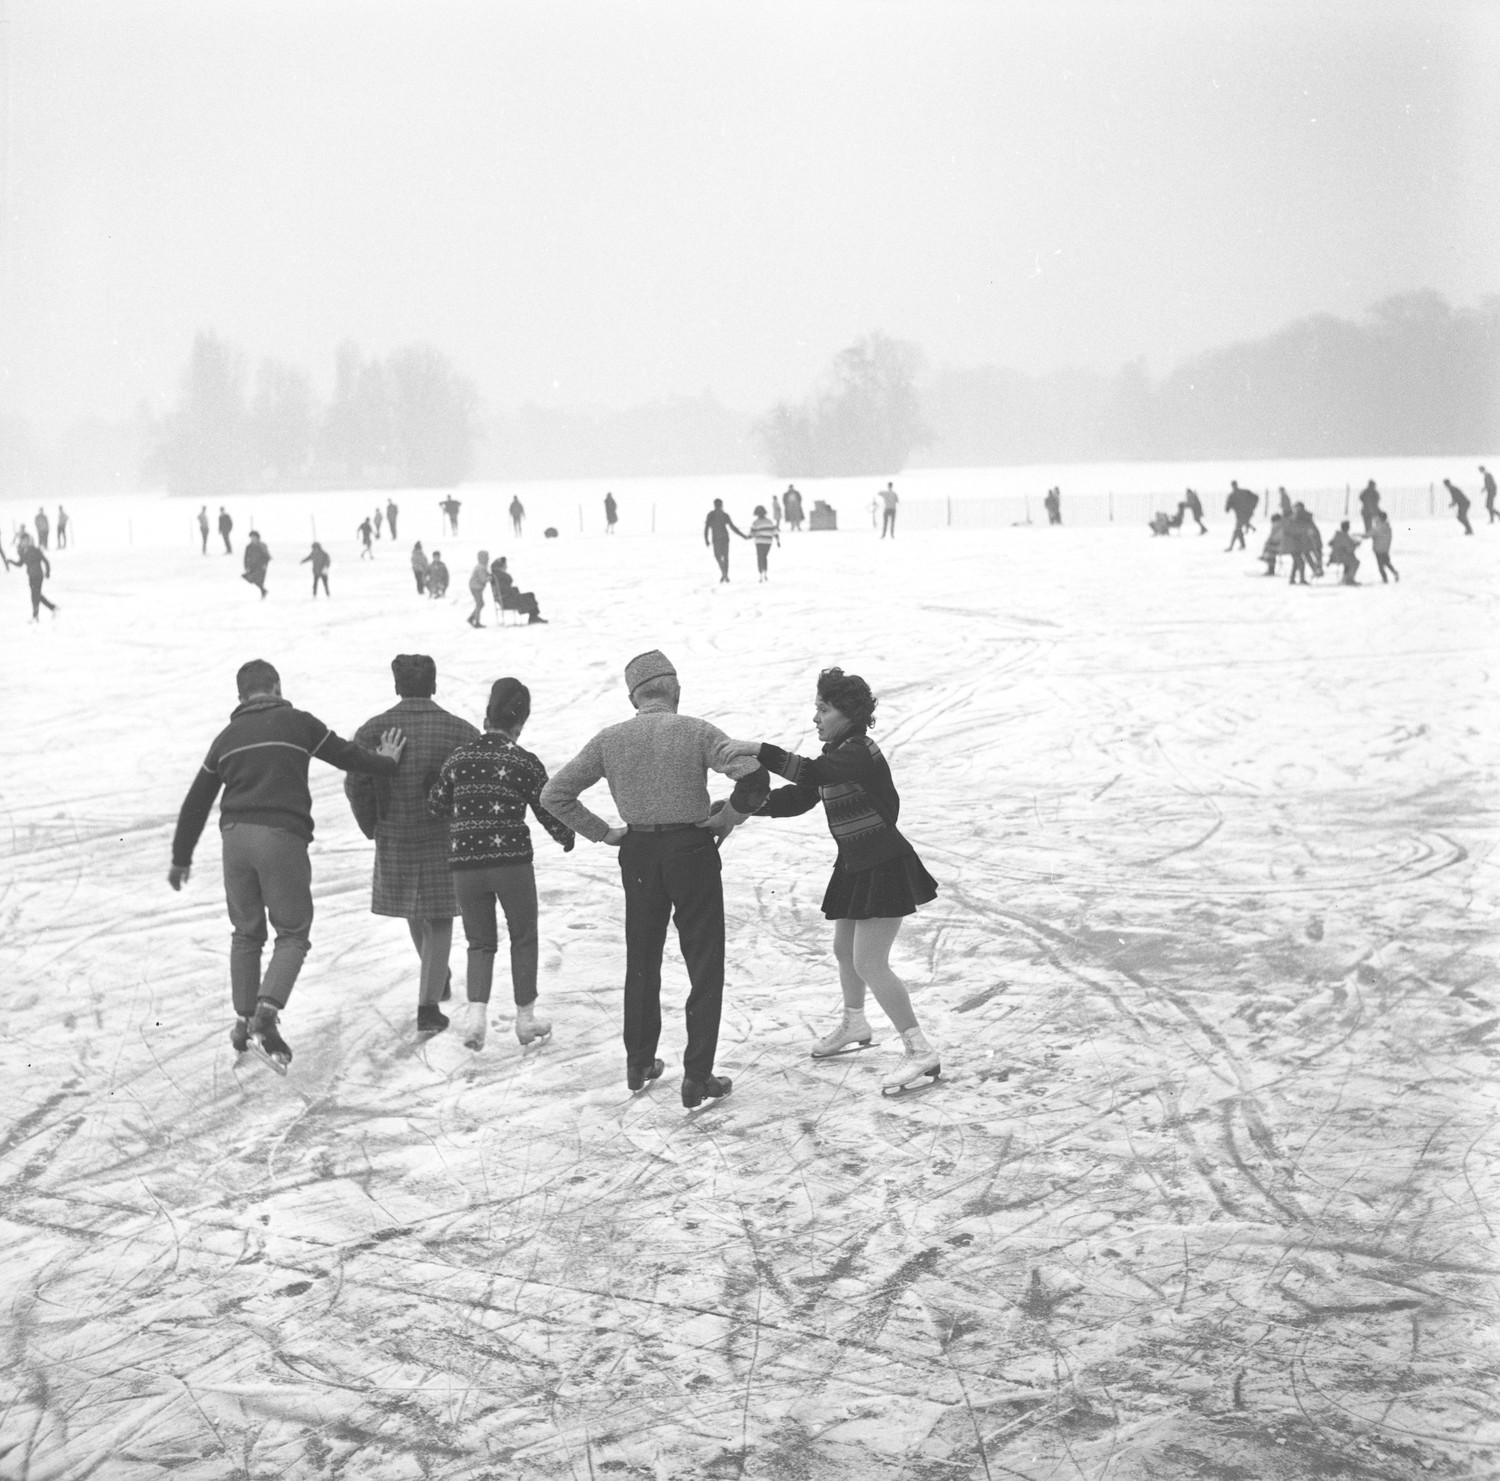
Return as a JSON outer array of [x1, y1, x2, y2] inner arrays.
[[2, 0, 1496, 449]]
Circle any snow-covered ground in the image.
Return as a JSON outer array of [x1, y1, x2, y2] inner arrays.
[[2, 475, 1497, 1480]]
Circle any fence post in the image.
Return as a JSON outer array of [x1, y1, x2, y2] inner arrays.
[[946, 496, 951, 528], [578, 504, 583, 533], [1429, 483, 1434, 515], [652, 503, 656, 534], [311, 515, 317, 539], [1109, 491, 1113, 522]]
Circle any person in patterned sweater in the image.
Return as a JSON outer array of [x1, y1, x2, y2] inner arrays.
[[347, 655, 480, 1036], [731, 667, 941, 1094], [428, 677, 574, 1051]]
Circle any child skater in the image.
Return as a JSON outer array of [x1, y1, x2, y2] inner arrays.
[[735, 668, 941, 1093], [428, 678, 574, 1050], [749, 505, 780, 582]]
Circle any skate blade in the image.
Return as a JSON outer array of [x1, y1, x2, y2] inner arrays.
[[810, 1039, 875, 1059], [246, 1040, 290, 1077], [516, 1028, 553, 1048], [881, 1066, 941, 1096]]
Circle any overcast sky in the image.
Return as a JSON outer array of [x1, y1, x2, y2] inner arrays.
[[2, 0, 1496, 432]]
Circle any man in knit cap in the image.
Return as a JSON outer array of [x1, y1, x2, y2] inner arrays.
[[541, 650, 769, 1107], [347, 655, 480, 1035]]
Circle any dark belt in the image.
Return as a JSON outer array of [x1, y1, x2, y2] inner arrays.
[[626, 822, 699, 834]]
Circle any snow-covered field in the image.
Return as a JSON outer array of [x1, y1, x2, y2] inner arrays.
[[2, 473, 1497, 1480]]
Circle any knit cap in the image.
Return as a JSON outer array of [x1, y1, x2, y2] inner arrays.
[[624, 649, 677, 698]]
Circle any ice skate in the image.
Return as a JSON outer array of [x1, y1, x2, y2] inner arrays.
[[811, 1008, 875, 1059], [229, 1016, 250, 1054], [627, 1057, 664, 1092], [461, 1001, 488, 1051], [881, 1028, 940, 1095], [247, 1004, 292, 1075], [515, 1001, 551, 1046], [681, 1073, 732, 1109], [417, 1002, 449, 1036]]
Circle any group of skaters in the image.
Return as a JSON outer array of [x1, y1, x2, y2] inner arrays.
[[463, 551, 548, 626], [356, 499, 403, 556], [167, 649, 942, 1103], [5, 515, 63, 619]]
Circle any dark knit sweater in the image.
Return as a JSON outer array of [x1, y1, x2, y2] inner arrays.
[[757, 732, 914, 872], [171, 696, 397, 865], [428, 732, 574, 869]]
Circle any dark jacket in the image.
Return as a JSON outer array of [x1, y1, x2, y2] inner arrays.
[[171, 696, 396, 865], [244, 538, 270, 575], [429, 732, 574, 869], [757, 732, 916, 873]]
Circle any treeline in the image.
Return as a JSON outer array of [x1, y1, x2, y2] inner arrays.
[[143, 333, 478, 496], [920, 292, 1500, 468]]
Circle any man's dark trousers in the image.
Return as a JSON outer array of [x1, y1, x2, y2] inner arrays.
[[618, 827, 724, 1082]]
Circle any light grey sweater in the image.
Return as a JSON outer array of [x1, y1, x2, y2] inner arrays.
[[540, 700, 760, 843]]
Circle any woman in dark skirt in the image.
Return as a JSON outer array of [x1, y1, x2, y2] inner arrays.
[[738, 667, 940, 1093]]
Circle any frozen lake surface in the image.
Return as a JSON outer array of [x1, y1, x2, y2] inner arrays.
[[2, 477, 1497, 1479]]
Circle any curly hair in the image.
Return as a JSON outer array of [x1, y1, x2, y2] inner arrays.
[[817, 667, 877, 731]]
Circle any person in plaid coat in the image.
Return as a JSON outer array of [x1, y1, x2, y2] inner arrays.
[[346, 654, 480, 1034]]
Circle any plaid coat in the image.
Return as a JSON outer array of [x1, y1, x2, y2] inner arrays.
[[346, 697, 480, 918]]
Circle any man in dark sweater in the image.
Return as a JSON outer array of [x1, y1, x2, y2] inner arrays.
[[168, 659, 407, 1070], [541, 650, 769, 1105], [346, 655, 480, 1035]]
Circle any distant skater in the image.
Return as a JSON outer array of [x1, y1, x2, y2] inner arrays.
[[1370, 511, 1399, 582], [704, 498, 748, 582], [879, 482, 900, 537], [1277, 488, 1293, 520], [1281, 508, 1309, 585], [749, 505, 780, 581], [1481, 466, 1497, 524], [218, 507, 234, 555], [1260, 514, 1284, 574], [357, 516, 374, 558], [301, 542, 331, 597], [604, 491, 618, 534], [411, 541, 430, 595], [440, 495, 462, 535], [428, 678, 575, 1051], [55, 507, 69, 549], [348, 654, 481, 1037], [1358, 480, 1382, 534], [731, 667, 941, 1094], [1225, 482, 1258, 550], [1328, 521, 1362, 584], [467, 550, 491, 627], [34, 508, 50, 550], [1296, 503, 1324, 577], [373, 507, 383, 540], [509, 495, 525, 537], [1043, 486, 1061, 526], [784, 486, 804, 532], [17, 540, 56, 619], [167, 659, 405, 1072], [1445, 480, 1473, 535], [1183, 488, 1207, 533], [386, 498, 400, 539], [491, 555, 548, 624], [427, 551, 450, 598], [242, 530, 271, 598], [198, 506, 210, 554], [772, 493, 782, 525]]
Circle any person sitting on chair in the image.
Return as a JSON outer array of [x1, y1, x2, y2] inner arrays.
[[491, 555, 548, 625]]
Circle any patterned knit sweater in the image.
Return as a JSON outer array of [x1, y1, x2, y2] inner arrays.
[[428, 732, 574, 869], [757, 732, 914, 873]]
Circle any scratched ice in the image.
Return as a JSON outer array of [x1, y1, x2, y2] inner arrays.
[[1, 473, 1496, 1480]]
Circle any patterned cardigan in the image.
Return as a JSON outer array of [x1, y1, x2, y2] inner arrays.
[[428, 732, 574, 869]]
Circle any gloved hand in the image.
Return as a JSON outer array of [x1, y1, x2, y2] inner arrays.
[[167, 864, 190, 891]]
